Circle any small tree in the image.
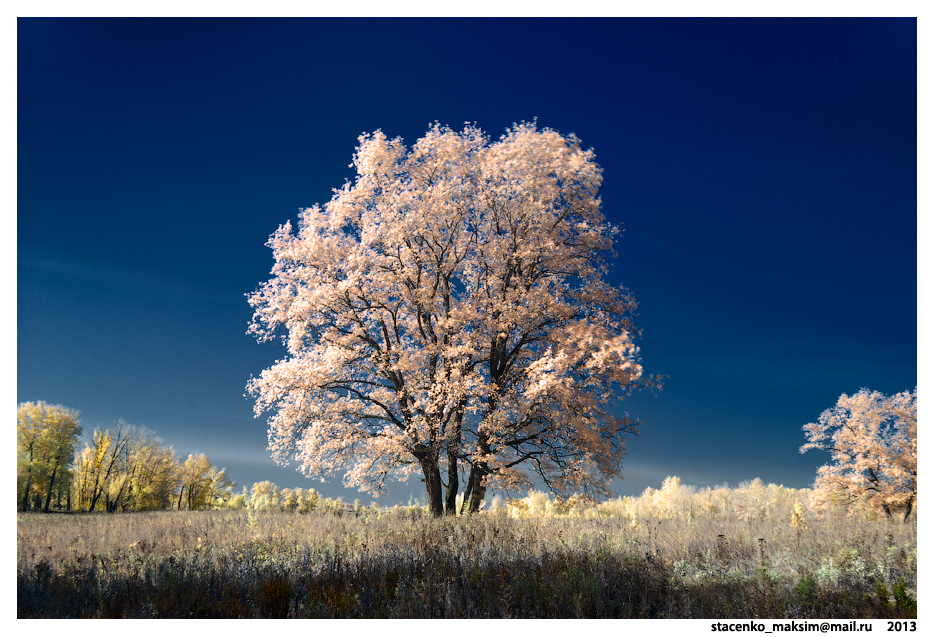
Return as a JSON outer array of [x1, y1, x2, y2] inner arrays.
[[72, 422, 134, 512], [17, 402, 82, 512], [800, 388, 917, 522], [249, 481, 281, 511], [122, 433, 180, 511], [176, 453, 234, 510], [247, 122, 658, 516], [280, 488, 299, 511], [297, 487, 320, 513]]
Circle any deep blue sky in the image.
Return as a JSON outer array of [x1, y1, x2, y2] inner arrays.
[[17, 18, 917, 505]]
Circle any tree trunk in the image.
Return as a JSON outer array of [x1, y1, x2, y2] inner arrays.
[[188, 483, 197, 511], [462, 463, 488, 514], [443, 406, 465, 516], [444, 446, 459, 515], [88, 488, 101, 512], [112, 475, 128, 512], [88, 461, 117, 512], [460, 472, 474, 515], [21, 471, 33, 512], [462, 432, 492, 514], [43, 457, 60, 513], [418, 455, 444, 517], [88, 485, 104, 512], [903, 496, 914, 523], [467, 472, 486, 513]]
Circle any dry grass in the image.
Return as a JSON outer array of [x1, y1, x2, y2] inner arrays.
[[17, 497, 916, 618]]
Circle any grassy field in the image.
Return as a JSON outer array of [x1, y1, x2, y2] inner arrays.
[[17, 488, 916, 618]]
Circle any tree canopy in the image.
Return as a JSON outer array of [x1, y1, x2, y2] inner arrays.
[[247, 122, 657, 516], [800, 388, 917, 522], [17, 401, 82, 512]]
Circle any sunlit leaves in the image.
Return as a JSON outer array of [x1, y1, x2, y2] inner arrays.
[[17, 402, 82, 512], [247, 122, 656, 513], [70, 422, 235, 512], [800, 388, 917, 521]]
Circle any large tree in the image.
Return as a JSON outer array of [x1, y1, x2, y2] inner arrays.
[[248, 122, 656, 516], [800, 388, 917, 522]]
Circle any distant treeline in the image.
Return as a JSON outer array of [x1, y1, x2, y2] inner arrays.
[[17, 402, 233, 513]]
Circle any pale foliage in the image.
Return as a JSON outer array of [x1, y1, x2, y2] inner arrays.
[[801, 388, 917, 521], [247, 122, 655, 513], [496, 477, 813, 526], [249, 480, 281, 511], [228, 492, 247, 510]]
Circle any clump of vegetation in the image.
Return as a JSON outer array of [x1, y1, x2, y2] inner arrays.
[[18, 477, 915, 618]]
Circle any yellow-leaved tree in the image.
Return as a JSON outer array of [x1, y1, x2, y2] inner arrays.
[[176, 453, 235, 510], [17, 402, 82, 512]]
